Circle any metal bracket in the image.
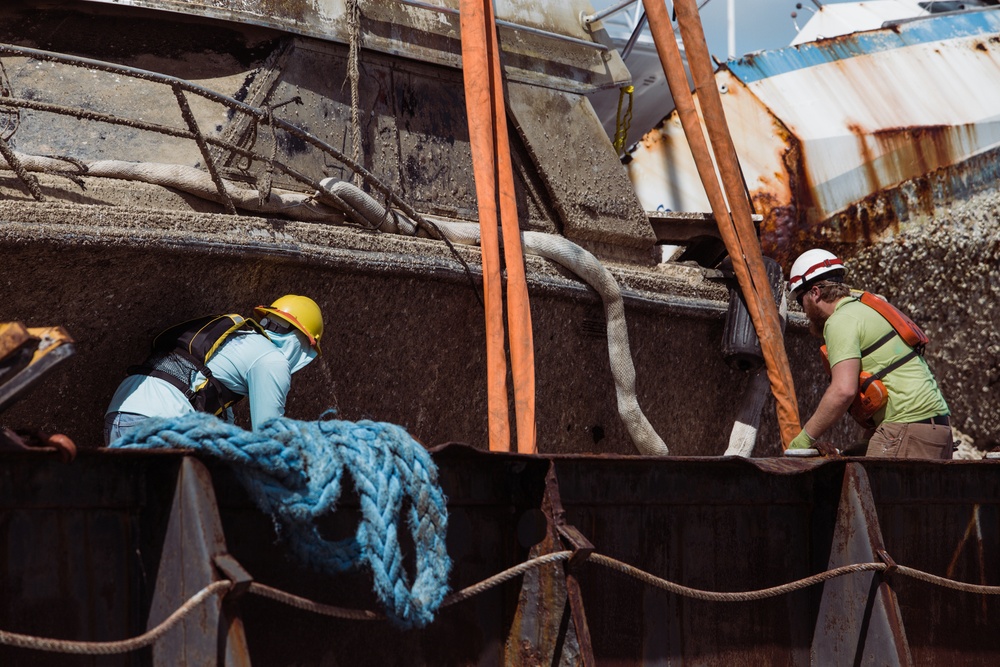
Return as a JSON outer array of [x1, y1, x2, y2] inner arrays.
[[556, 523, 595, 570], [543, 461, 596, 667], [214, 553, 254, 600], [876, 549, 898, 578], [545, 462, 595, 569]]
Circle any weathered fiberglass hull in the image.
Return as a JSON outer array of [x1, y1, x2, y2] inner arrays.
[[626, 7, 1000, 266], [1, 448, 999, 665]]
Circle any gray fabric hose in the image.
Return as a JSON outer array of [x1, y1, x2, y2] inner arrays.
[[3, 154, 342, 221], [316, 180, 669, 456]]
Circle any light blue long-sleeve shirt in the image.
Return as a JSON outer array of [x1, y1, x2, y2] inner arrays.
[[106, 329, 316, 430]]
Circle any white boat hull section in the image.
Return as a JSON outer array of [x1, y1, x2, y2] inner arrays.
[[626, 8, 1000, 260]]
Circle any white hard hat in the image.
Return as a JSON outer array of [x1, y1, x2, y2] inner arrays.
[[788, 249, 845, 297]]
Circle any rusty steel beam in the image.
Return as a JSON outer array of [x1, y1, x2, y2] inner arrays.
[[811, 462, 912, 664], [149, 456, 251, 666], [545, 463, 596, 667]]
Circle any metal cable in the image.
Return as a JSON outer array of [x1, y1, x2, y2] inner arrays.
[[248, 582, 383, 620], [347, 0, 363, 188], [4, 551, 999, 654], [895, 564, 1000, 595], [589, 553, 888, 602], [0, 44, 480, 301], [245, 551, 573, 620], [0, 580, 231, 654], [589, 554, 1000, 601], [441, 551, 573, 607], [0, 133, 43, 200]]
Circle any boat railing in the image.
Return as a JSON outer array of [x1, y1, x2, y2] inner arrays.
[[0, 42, 378, 216]]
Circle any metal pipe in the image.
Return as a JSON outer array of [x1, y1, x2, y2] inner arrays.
[[0, 44, 406, 223], [583, 0, 638, 25], [621, 11, 648, 61], [399, 0, 609, 51], [0, 42, 485, 290], [727, 0, 735, 59], [0, 97, 312, 190], [172, 85, 237, 215]]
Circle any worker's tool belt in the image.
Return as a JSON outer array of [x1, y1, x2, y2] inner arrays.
[[913, 414, 950, 426]]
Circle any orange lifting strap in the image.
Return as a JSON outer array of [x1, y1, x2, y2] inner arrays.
[[642, 0, 802, 448], [459, 0, 537, 453]]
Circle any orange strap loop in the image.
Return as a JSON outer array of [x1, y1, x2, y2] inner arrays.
[[459, 0, 536, 453], [643, 0, 802, 448]]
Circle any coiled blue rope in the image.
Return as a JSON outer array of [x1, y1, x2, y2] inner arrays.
[[110, 411, 451, 628]]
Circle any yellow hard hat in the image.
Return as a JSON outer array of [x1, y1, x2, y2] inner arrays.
[[254, 295, 324, 354]]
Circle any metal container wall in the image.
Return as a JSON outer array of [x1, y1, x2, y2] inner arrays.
[[2, 450, 999, 665]]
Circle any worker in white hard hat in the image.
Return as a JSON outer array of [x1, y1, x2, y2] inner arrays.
[[104, 295, 324, 445], [787, 249, 952, 459]]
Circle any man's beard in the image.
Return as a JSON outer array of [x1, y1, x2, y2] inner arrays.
[[807, 312, 827, 339]]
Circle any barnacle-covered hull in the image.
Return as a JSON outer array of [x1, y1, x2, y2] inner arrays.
[[0, 0, 829, 455]]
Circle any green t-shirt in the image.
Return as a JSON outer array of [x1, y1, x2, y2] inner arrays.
[[823, 297, 948, 424]]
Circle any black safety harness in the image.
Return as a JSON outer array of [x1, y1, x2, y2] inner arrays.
[[128, 314, 266, 416]]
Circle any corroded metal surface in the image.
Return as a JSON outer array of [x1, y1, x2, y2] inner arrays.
[[507, 82, 657, 258], [149, 457, 251, 666], [549, 454, 1000, 665], [811, 463, 911, 665], [626, 8, 1000, 264], [2, 450, 999, 664], [0, 2, 647, 245], [81, 0, 631, 94]]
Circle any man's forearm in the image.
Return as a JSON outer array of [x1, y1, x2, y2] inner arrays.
[[803, 388, 854, 440], [803, 357, 861, 440]]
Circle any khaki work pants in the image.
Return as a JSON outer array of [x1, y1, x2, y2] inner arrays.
[[866, 421, 954, 460]]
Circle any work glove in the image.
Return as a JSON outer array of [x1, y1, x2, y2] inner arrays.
[[788, 429, 816, 450]]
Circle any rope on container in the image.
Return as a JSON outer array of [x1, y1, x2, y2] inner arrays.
[[3, 549, 997, 655]]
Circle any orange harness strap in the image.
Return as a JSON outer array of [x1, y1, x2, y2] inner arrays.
[[858, 292, 929, 351]]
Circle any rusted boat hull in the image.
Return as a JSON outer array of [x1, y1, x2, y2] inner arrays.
[[2, 449, 998, 665], [625, 8, 1000, 265]]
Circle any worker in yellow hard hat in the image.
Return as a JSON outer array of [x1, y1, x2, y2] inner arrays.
[[104, 295, 324, 445]]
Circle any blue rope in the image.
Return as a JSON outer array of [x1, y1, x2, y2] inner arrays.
[[110, 412, 451, 628]]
